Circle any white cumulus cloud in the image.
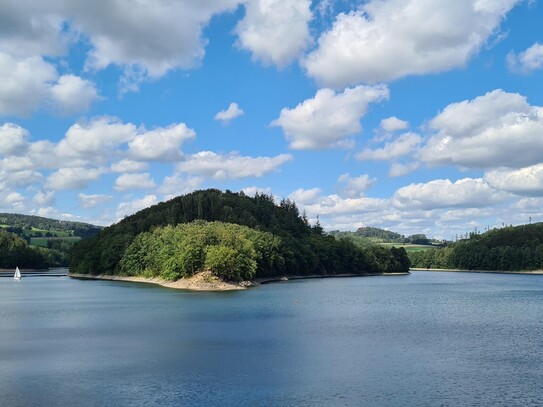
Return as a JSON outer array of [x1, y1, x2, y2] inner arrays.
[[111, 159, 149, 173], [507, 42, 543, 73], [128, 123, 195, 162], [34, 190, 55, 206], [389, 162, 420, 177], [0, 123, 29, 155], [116, 194, 158, 219], [357, 133, 421, 161], [158, 174, 203, 199], [337, 173, 376, 198], [303, 0, 519, 87], [485, 165, 543, 196], [271, 85, 389, 150], [177, 151, 292, 179], [57, 116, 137, 159], [78, 193, 113, 209], [74, 0, 240, 87], [236, 0, 312, 67], [393, 178, 509, 210], [380, 116, 409, 133], [288, 188, 323, 204], [114, 173, 156, 191], [0, 52, 57, 116], [46, 167, 104, 190], [420, 89, 543, 169], [214, 102, 244, 123], [50, 74, 100, 115]]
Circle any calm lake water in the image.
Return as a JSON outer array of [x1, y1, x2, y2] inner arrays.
[[1, 270, 543, 406]]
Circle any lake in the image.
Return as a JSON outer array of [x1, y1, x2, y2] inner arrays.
[[1, 270, 543, 406]]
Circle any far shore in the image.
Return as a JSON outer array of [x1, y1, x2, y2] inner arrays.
[[411, 268, 543, 275], [69, 270, 410, 291], [255, 272, 409, 285], [0, 267, 49, 272]]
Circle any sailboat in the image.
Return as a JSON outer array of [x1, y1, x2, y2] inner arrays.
[[14, 266, 21, 281]]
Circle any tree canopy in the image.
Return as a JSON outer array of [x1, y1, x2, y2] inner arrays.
[[0, 229, 65, 268], [409, 223, 543, 271], [70, 189, 410, 279]]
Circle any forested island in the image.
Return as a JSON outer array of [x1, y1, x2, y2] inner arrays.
[[409, 222, 543, 271], [70, 189, 410, 282]]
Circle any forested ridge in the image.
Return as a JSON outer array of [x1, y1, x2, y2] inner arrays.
[[330, 227, 434, 246], [0, 213, 102, 238], [409, 223, 543, 271], [70, 189, 410, 280]]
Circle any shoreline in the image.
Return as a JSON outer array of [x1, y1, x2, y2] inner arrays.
[[255, 272, 409, 285], [69, 271, 249, 291], [69, 271, 410, 291], [410, 268, 543, 275], [0, 267, 52, 272]]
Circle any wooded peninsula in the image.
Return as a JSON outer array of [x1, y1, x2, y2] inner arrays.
[[5, 189, 542, 281], [69, 189, 410, 281]]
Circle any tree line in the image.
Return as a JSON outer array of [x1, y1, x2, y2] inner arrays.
[[409, 223, 543, 271], [70, 189, 410, 279], [0, 229, 66, 269], [330, 227, 433, 245], [0, 213, 102, 238]]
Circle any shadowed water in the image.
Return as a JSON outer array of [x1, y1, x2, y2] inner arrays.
[[1, 270, 542, 406]]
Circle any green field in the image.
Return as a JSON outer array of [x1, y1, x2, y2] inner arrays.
[[24, 227, 74, 238], [379, 243, 436, 252], [30, 236, 81, 247]]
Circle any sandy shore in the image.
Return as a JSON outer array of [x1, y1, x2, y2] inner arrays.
[[69, 271, 252, 291], [411, 268, 543, 275], [69, 270, 410, 291]]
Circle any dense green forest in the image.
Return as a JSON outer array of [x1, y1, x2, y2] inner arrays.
[[119, 221, 282, 281], [0, 229, 66, 269], [70, 189, 410, 280], [409, 223, 543, 271]]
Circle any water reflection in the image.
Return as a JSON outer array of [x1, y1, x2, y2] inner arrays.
[[1, 272, 542, 406]]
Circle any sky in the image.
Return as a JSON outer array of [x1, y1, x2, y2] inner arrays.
[[1, 0, 543, 240]]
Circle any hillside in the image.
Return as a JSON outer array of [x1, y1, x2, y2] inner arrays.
[[0, 229, 65, 269], [0, 213, 102, 267], [0, 213, 102, 238], [409, 223, 543, 271], [354, 227, 405, 241], [70, 189, 410, 280], [330, 227, 438, 249]]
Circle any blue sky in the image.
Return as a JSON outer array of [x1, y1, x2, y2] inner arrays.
[[1, 0, 543, 240]]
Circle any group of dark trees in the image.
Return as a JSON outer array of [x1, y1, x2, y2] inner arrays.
[[0, 229, 65, 269], [70, 189, 410, 280], [409, 223, 543, 271]]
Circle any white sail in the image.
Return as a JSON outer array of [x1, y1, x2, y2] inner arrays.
[[14, 267, 21, 280]]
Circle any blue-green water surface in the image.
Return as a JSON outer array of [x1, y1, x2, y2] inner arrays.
[[1, 271, 543, 406]]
